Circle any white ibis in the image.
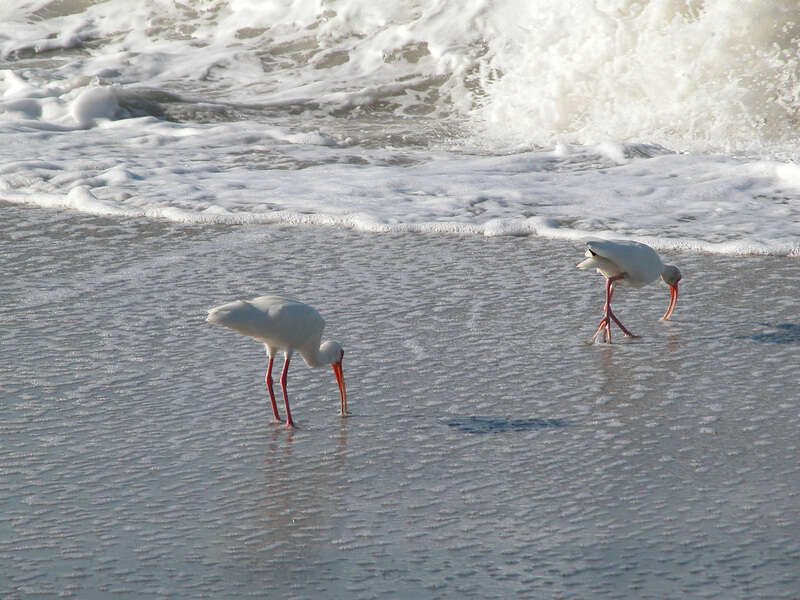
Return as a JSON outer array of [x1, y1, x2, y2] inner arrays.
[[577, 240, 681, 342], [206, 296, 347, 428]]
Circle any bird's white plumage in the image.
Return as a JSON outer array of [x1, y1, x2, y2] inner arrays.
[[206, 296, 327, 366], [577, 239, 682, 342], [577, 239, 664, 288]]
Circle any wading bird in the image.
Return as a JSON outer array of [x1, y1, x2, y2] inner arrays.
[[577, 240, 681, 342], [207, 296, 347, 428]]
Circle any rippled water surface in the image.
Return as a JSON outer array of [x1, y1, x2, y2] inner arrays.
[[2, 204, 799, 598]]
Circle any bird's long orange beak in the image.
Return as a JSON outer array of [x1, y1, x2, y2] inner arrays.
[[332, 361, 348, 416], [662, 283, 678, 320]]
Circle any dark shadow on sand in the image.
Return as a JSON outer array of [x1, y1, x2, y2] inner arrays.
[[445, 416, 569, 434], [745, 322, 800, 344]]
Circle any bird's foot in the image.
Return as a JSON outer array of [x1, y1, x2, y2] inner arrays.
[[593, 309, 637, 342], [592, 317, 612, 343], [592, 331, 611, 344], [339, 410, 351, 417], [607, 308, 636, 337]]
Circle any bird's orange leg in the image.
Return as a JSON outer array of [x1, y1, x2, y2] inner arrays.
[[593, 274, 636, 342], [280, 356, 295, 428], [265, 356, 282, 423], [607, 307, 635, 337]]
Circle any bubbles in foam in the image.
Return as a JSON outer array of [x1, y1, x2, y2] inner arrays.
[[71, 85, 120, 127]]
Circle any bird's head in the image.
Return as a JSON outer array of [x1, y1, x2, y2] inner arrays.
[[660, 265, 681, 320], [321, 341, 347, 416]]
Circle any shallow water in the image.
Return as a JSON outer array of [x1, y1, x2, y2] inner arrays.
[[2, 204, 798, 598]]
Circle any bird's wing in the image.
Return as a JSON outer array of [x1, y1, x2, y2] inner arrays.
[[585, 240, 661, 286]]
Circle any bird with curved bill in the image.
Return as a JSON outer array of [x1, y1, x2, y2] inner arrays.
[[207, 296, 347, 428], [577, 239, 681, 343]]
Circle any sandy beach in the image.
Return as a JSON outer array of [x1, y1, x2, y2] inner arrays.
[[2, 202, 798, 598]]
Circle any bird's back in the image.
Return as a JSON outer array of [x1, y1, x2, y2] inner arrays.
[[582, 239, 663, 287], [207, 295, 325, 352]]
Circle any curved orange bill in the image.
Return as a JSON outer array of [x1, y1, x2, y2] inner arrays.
[[662, 283, 678, 320], [332, 362, 348, 415]]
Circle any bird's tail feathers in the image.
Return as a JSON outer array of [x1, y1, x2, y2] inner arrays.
[[576, 255, 599, 270]]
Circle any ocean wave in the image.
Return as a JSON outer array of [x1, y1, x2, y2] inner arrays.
[[1, 0, 798, 154], [1, 1, 798, 255]]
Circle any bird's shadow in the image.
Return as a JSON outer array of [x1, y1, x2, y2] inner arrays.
[[742, 322, 800, 345], [444, 416, 569, 434]]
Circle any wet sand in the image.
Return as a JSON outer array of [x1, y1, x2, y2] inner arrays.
[[2, 202, 799, 598]]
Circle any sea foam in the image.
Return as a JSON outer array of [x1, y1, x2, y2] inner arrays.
[[0, 1, 798, 256]]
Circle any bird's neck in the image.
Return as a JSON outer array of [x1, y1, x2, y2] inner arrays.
[[300, 345, 330, 368]]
